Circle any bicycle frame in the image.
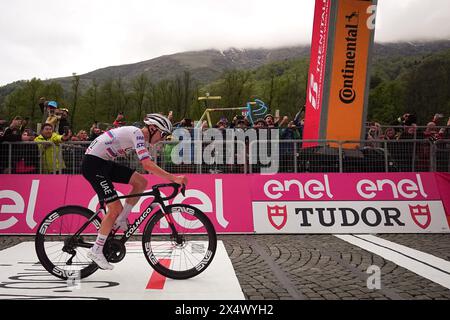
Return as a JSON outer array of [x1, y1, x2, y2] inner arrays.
[[72, 183, 184, 248]]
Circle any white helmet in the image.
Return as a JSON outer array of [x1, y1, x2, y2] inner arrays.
[[143, 113, 173, 134]]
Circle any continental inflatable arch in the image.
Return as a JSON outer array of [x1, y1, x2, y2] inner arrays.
[[304, 0, 378, 148]]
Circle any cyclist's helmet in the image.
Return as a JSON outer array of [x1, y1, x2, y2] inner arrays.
[[143, 113, 173, 136]]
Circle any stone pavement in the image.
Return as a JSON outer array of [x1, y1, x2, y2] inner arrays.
[[220, 234, 450, 300], [1, 234, 449, 300]]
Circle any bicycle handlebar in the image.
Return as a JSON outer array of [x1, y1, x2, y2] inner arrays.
[[115, 183, 186, 202], [152, 183, 186, 201]]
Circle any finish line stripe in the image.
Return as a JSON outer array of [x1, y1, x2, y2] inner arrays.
[[146, 259, 172, 290]]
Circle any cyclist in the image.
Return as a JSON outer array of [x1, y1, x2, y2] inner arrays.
[[82, 113, 187, 270]]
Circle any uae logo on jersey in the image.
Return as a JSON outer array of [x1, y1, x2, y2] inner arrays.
[[267, 205, 288, 230], [409, 204, 432, 230]]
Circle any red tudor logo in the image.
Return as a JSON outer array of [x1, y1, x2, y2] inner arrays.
[[409, 205, 432, 230], [267, 205, 288, 230]]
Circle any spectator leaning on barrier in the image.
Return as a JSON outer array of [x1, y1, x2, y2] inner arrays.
[[12, 129, 39, 174], [1, 116, 25, 142], [264, 114, 277, 128], [253, 118, 267, 129], [416, 121, 443, 172], [429, 113, 449, 139], [0, 116, 27, 173], [89, 122, 104, 141], [215, 120, 227, 130], [0, 118, 8, 135], [71, 130, 89, 142], [279, 121, 302, 172], [34, 123, 72, 173], [366, 122, 383, 148], [235, 119, 248, 130], [21, 129, 37, 141], [381, 127, 399, 141], [431, 113, 445, 126]]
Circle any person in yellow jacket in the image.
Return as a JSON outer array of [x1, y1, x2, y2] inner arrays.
[[34, 123, 72, 173]]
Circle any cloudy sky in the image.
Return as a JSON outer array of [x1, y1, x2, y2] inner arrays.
[[0, 0, 449, 86]]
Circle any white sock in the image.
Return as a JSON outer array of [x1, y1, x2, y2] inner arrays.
[[118, 202, 133, 221], [92, 233, 108, 254]]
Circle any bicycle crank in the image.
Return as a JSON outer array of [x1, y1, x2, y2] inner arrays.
[[104, 239, 126, 263]]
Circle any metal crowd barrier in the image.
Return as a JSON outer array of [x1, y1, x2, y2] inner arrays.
[[0, 139, 449, 174], [0, 141, 57, 174]]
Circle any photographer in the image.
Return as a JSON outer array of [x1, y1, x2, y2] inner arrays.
[[57, 108, 71, 136], [45, 101, 61, 133]]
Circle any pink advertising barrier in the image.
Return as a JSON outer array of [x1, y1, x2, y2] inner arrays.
[[0, 173, 449, 234], [0, 175, 254, 235], [251, 173, 443, 202], [434, 173, 450, 227]]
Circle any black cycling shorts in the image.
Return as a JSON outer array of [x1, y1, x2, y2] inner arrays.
[[81, 154, 135, 204]]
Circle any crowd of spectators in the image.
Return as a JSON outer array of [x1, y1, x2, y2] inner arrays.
[[364, 113, 450, 172], [366, 113, 450, 142], [0, 96, 448, 174]]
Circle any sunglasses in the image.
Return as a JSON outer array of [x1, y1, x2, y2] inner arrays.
[[159, 130, 170, 139]]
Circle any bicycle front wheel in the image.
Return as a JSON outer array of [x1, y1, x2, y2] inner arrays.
[[35, 206, 101, 280], [142, 204, 217, 280]]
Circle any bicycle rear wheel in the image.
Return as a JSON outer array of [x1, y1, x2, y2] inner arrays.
[[142, 204, 217, 280], [35, 206, 101, 280]]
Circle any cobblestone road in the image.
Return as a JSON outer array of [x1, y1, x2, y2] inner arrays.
[[1, 234, 449, 300]]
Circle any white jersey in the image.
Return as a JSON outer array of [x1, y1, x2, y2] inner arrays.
[[85, 126, 152, 161]]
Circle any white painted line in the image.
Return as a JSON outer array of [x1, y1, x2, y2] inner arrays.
[[357, 235, 450, 273], [0, 241, 245, 300], [335, 235, 450, 289]]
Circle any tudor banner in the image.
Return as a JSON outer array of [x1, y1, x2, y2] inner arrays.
[[251, 173, 450, 234]]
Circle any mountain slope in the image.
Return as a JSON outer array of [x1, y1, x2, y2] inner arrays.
[[1, 40, 449, 97]]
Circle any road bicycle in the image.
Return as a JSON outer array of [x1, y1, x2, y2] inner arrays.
[[35, 183, 217, 280]]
